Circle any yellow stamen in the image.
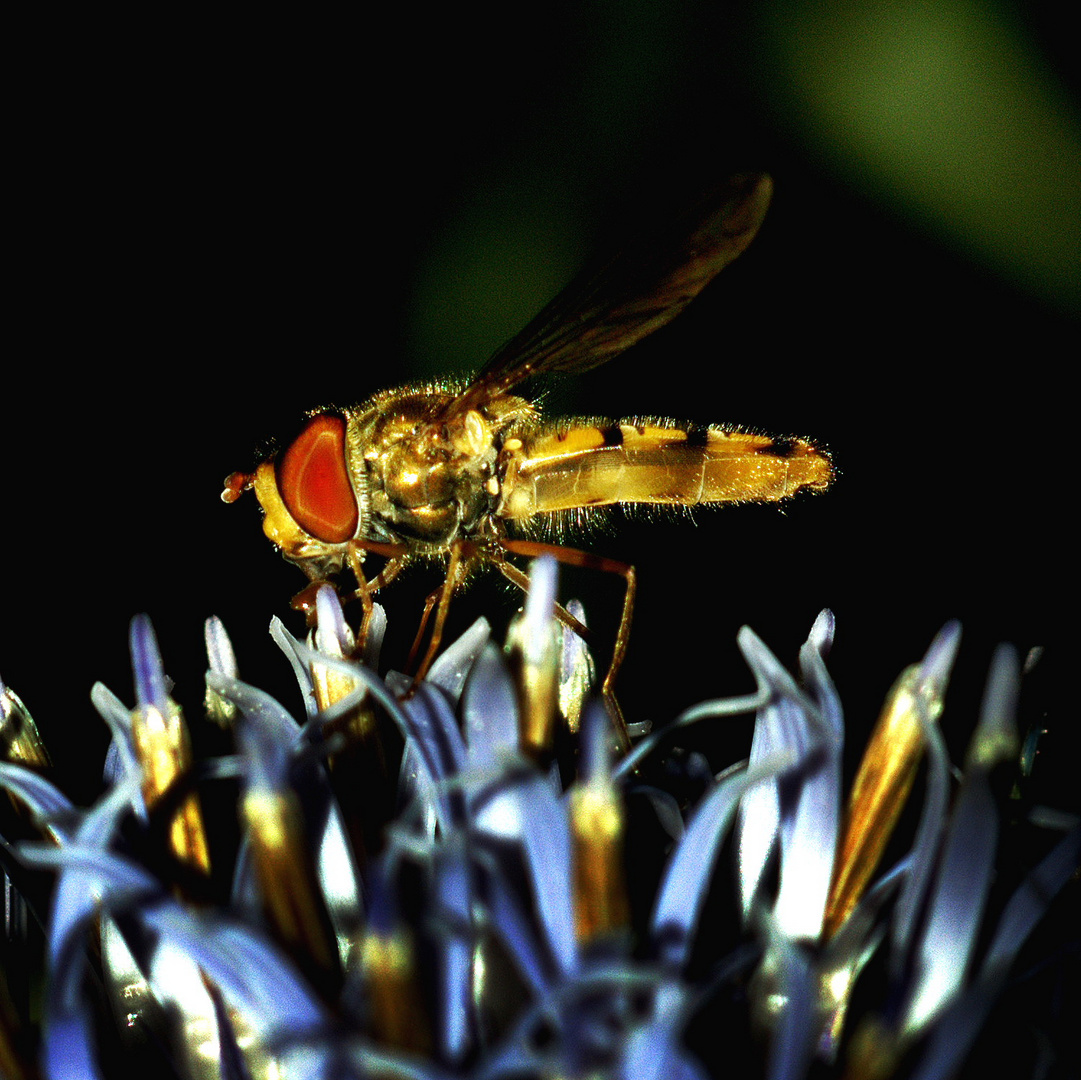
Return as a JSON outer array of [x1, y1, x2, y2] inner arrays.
[[823, 663, 944, 940]]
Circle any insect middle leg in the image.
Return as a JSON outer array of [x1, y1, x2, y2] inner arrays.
[[497, 538, 636, 750], [404, 539, 480, 682]]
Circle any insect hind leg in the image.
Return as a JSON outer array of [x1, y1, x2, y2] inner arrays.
[[497, 537, 635, 750]]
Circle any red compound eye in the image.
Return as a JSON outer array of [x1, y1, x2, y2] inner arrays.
[[277, 414, 358, 543]]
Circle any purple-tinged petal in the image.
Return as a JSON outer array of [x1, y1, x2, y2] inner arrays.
[[620, 982, 707, 1080], [102, 897, 337, 1077], [427, 617, 490, 702], [736, 626, 802, 921], [289, 638, 463, 798], [906, 976, 1000, 1080], [128, 614, 169, 715], [752, 912, 818, 1080], [40, 962, 102, 1079], [23, 832, 163, 1068], [653, 751, 796, 969], [362, 602, 388, 670], [402, 683, 468, 784], [475, 856, 552, 997], [431, 848, 476, 1064], [204, 616, 241, 729], [737, 751, 781, 916], [798, 610, 842, 747], [99, 887, 335, 1077], [470, 767, 535, 843], [41, 1012, 103, 1080], [206, 672, 299, 791], [906, 823, 1081, 1079], [919, 620, 963, 697], [559, 599, 595, 735], [965, 643, 1020, 773], [463, 644, 520, 768], [982, 823, 1081, 978], [359, 860, 399, 941], [514, 776, 577, 977], [614, 689, 763, 781], [0, 761, 77, 841], [578, 700, 616, 787], [737, 624, 841, 940], [139, 907, 327, 1035], [390, 684, 470, 834], [901, 646, 1020, 1036], [89, 682, 141, 790], [889, 693, 952, 972], [805, 607, 834, 659], [314, 584, 353, 657], [785, 612, 846, 930], [772, 733, 840, 942], [523, 554, 557, 640], [38, 781, 152, 990], [269, 615, 320, 720], [907, 824, 1079, 1080], [469, 768, 580, 982], [204, 615, 238, 679], [310, 586, 388, 672], [314, 800, 364, 938], [309, 587, 388, 673], [396, 740, 439, 839]]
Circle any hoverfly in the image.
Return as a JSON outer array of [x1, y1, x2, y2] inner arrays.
[[222, 174, 832, 737]]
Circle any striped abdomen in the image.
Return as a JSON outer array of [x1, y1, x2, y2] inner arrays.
[[498, 421, 832, 522]]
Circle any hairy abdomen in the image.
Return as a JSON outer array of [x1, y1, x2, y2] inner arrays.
[[499, 420, 832, 522]]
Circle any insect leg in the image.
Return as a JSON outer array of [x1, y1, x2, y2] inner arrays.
[[346, 539, 409, 648], [404, 588, 442, 677], [406, 540, 477, 682], [290, 580, 335, 624], [498, 538, 636, 749], [495, 556, 605, 757], [494, 559, 595, 646]]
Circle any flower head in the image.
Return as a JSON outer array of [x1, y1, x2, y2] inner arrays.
[[0, 565, 1075, 1079]]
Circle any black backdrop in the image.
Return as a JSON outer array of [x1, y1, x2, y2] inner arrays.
[[5, 7, 1078, 1076]]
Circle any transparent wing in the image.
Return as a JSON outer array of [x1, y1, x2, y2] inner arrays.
[[449, 172, 773, 416]]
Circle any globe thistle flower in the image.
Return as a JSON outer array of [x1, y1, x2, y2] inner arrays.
[[0, 558, 1076, 1080]]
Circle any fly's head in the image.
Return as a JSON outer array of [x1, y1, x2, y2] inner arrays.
[[222, 409, 368, 582]]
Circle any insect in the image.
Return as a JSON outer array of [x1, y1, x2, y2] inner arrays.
[[222, 174, 832, 737]]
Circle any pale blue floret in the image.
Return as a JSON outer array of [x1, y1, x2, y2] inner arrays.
[[0, 572, 1076, 1080]]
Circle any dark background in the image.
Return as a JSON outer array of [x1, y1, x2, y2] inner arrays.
[[6, 3, 1077, 817], [4, 5, 1078, 1077]]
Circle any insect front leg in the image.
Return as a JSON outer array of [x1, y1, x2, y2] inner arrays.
[[346, 539, 409, 649], [290, 580, 335, 624]]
